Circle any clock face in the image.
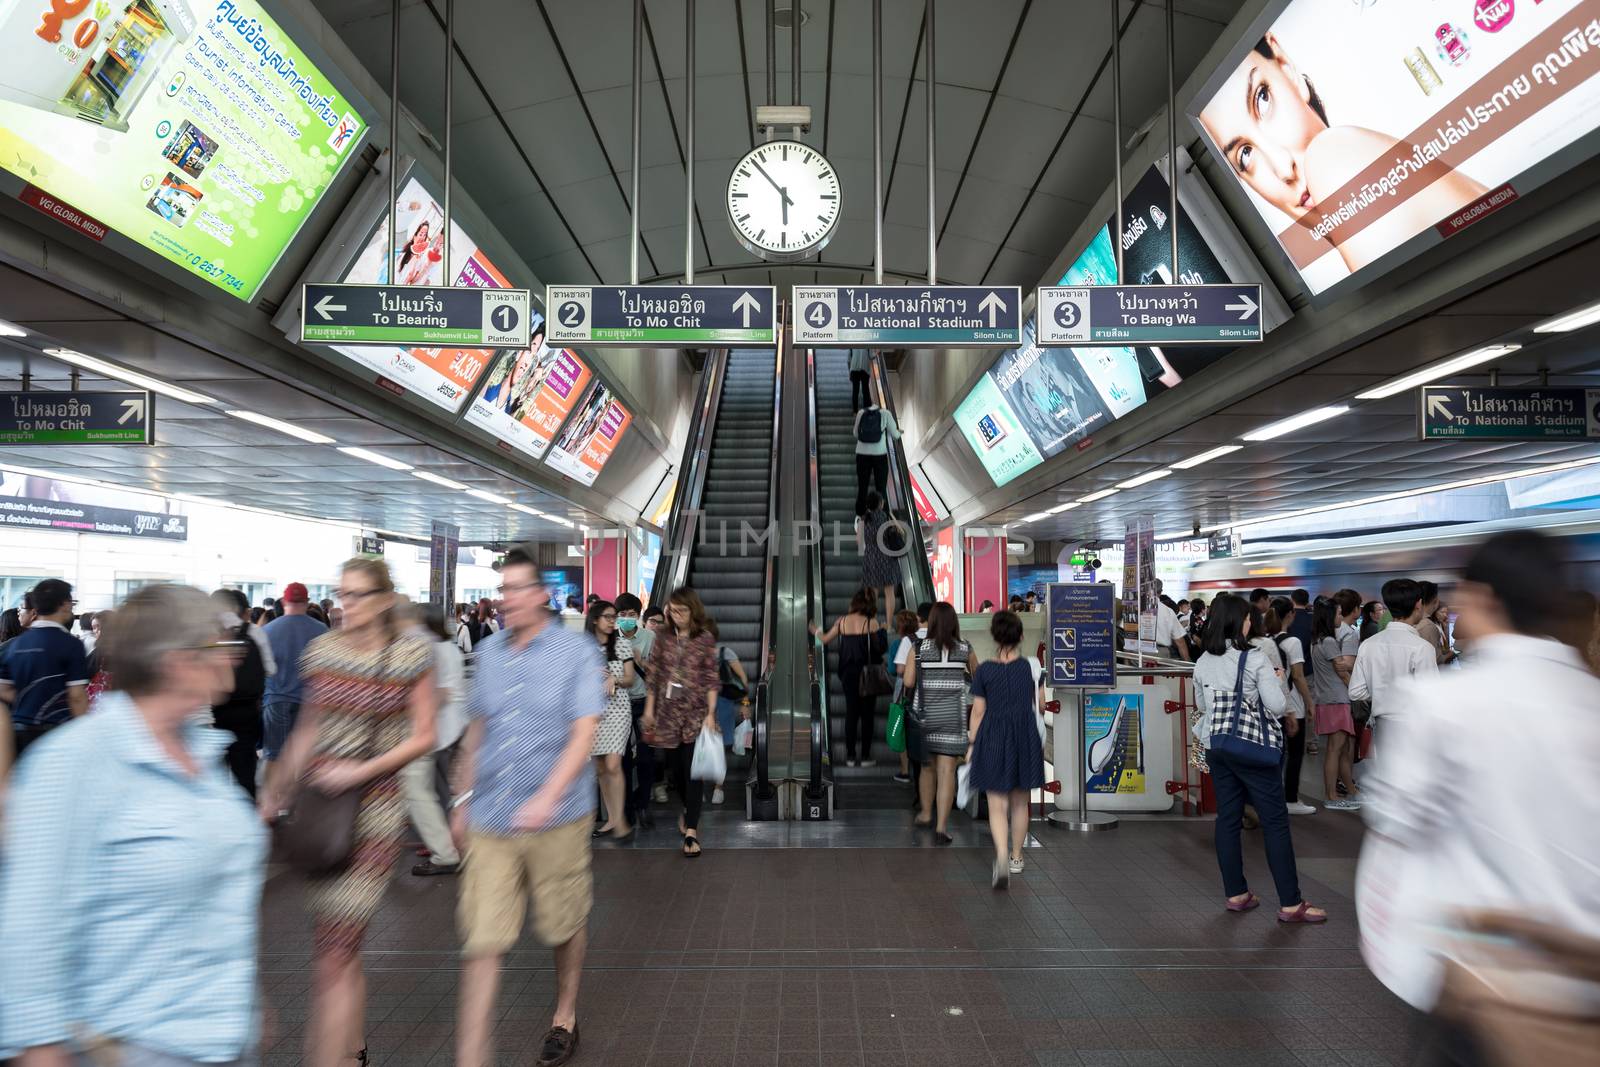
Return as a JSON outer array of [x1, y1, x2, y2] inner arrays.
[[726, 140, 841, 263]]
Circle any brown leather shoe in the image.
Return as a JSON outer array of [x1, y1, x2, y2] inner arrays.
[[536, 1024, 579, 1066]]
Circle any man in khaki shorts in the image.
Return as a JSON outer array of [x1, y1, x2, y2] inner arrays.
[[451, 546, 604, 1067]]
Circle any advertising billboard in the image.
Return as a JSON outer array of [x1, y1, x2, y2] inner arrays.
[[0, 0, 365, 301], [464, 343, 593, 461], [1, 468, 186, 539], [328, 176, 513, 410], [544, 382, 632, 487], [955, 165, 1242, 486], [1192, 0, 1600, 295]]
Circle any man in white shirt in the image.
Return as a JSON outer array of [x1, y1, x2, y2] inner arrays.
[[1152, 580, 1190, 660], [1357, 531, 1600, 1024], [1348, 578, 1438, 727], [853, 402, 902, 517]]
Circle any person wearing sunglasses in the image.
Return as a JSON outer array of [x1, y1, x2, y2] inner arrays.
[[0, 584, 268, 1063]]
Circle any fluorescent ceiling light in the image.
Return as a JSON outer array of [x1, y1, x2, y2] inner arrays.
[[44, 348, 215, 405], [338, 446, 413, 471], [1078, 488, 1119, 503], [1171, 444, 1243, 470], [1019, 512, 1048, 524], [1046, 501, 1080, 515], [1116, 469, 1173, 489], [547, 515, 576, 528], [225, 409, 336, 444], [1201, 453, 1600, 534], [1534, 301, 1600, 334], [466, 488, 511, 505], [508, 502, 545, 517], [1241, 405, 1350, 442], [412, 470, 467, 490], [1354, 344, 1521, 399], [0, 320, 26, 338]]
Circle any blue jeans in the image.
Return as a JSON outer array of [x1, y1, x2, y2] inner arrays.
[[1208, 748, 1302, 908], [261, 701, 300, 761]]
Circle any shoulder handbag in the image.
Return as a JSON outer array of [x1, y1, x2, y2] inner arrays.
[[859, 660, 895, 697], [1206, 650, 1283, 769], [275, 645, 390, 875]]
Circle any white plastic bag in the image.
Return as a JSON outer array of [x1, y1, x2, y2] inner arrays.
[[690, 724, 727, 782], [732, 719, 753, 755], [956, 762, 979, 816]]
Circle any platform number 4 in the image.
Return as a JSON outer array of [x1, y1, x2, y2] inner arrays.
[[805, 301, 832, 328]]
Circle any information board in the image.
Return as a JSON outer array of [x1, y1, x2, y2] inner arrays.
[[0, 0, 366, 300], [546, 285, 776, 346], [1046, 583, 1116, 688], [792, 286, 1022, 347], [544, 382, 632, 486], [464, 345, 594, 461], [0, 391, 151, 445], [1419, 385, 1600, 439]]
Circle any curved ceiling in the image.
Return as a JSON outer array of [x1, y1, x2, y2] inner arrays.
[[318, 0, 1244, 289]]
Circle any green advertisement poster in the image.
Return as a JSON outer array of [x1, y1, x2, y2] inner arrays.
[[952, 372, 1043, 488], [0, 0, 365, 301]]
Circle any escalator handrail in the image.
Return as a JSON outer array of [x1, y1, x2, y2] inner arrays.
[[869, 355, 936, 612], [751, 324, 785, 801], [752, 674, 773, 799], [804, 346, 831, 797], [651, 349, 729, 609]]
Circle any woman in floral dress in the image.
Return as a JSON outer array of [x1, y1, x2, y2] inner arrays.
[[642, 588, 719, 857], [262, 557, 438, 1067]]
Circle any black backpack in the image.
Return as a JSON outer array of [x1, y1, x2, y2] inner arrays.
[[212, 623, 266, 734], [856, 407, 883, 444], [878, 511, 906, 553], [718, 646, 747, 701]]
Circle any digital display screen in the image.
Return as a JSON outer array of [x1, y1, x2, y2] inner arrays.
[[0, 0, 365, 300], [330, 176, 511, 410], [545, 381, 632, 487], [1191, 0, 1600, 294], [464, 343, 594, 461], [955, 165, 1237, 486]]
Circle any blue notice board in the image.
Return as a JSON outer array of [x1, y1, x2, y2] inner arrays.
[[1047, 583, 1116, 687]]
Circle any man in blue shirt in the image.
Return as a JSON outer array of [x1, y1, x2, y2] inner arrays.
[[260, 582, 327, 761], [451, 546, 603, 1067], [1, 579, 88, 758]]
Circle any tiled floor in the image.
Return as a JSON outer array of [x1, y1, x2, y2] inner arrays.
[[258, 807, 1420, 1065]]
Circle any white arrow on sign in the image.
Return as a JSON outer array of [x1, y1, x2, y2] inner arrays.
[[117, 397, 146, 425], [1224, 292, 1259, 321], [313, 294, 347, 320], [978, 291, 1007, 328], [732, 291, 761, 327], [1427, 394, 1454, 421]]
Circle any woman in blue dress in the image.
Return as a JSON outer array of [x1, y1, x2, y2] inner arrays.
[[966, 610, 1045, 890]]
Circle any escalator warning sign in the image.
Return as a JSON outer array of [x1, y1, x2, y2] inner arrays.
[[1046, 583, 1115, 688]]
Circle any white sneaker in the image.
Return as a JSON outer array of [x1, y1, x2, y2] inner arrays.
[[711, 788, 725, 805], [652, 783, 669, 803], [1008, 858, 1025, 875], [1323, 797, 1363, 811], [1285, 801, 1317, 815]]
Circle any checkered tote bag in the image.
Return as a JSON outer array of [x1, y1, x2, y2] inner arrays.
[[1206, 649, 1283, 769]]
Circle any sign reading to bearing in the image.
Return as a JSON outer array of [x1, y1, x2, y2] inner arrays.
[[300, 283, 532, 348]]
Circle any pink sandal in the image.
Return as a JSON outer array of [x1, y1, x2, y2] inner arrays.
[[1225, 892, 1260, 913], [1277, 901, 1328, 924]]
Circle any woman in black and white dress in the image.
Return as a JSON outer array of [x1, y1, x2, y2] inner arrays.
[[904, 602, 978, 844], [587, 600, 636, 841]]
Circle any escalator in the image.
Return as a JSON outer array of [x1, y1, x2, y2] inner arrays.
[[810, 348, 934, 809]]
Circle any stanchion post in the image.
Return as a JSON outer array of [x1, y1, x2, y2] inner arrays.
[[1049, 689, 1118, 832]]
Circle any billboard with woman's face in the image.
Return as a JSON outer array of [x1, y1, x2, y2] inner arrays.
[[1192, 0, 1600, 295], [463, 333, 594, 461]]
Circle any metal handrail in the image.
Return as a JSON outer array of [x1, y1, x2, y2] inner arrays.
[[752, 674, 772, 799], [651, 349, 729, 608], [750, 324, 786, 802], [804, 346, 831, 798], [869, 353, 935, 613]]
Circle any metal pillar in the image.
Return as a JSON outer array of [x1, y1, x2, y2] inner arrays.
[[441, 0, 453, 274], [924, 0, 936, 285], [1110, 0, 1123, 285], [791, 0, 801, 106], [873, 0, 884, 285], [1049, 690, 1119, 832], [387, 0, 400, 269], [630, 0, 643, 284], [1167, 0, 1179, 278], [686, 0, 696, 284]]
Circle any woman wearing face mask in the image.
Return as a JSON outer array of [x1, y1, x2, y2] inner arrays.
[[586, 599, 635, 841], [261, 558, 438, 1067], [1198, 33, 1486, 276]]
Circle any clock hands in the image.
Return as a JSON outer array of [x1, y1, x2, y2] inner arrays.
[[750, 159, 794, 223]]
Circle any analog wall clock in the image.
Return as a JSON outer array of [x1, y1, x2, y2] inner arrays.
[[725, 140, 841, 263]]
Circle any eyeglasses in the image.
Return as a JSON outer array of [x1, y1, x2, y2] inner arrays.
[[599, 612, 617, 621], [336, 588, 381, 602]]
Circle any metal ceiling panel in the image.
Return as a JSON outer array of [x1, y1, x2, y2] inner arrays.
[[502, 97, 616, 191]]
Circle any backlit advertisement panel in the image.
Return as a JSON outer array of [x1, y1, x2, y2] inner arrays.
[[1192, 0, 1600, 295], [464, 343, 594, 461], [955, 165, 1240, 486], [330, 177, 510, 410], [0, 0, 365, 300], [545, 382, 632, 487]]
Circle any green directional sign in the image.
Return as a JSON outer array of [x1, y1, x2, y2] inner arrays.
[[300, 283, 532, 348], [546, 285, 777, 346], [0, 391, 153, 445]]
